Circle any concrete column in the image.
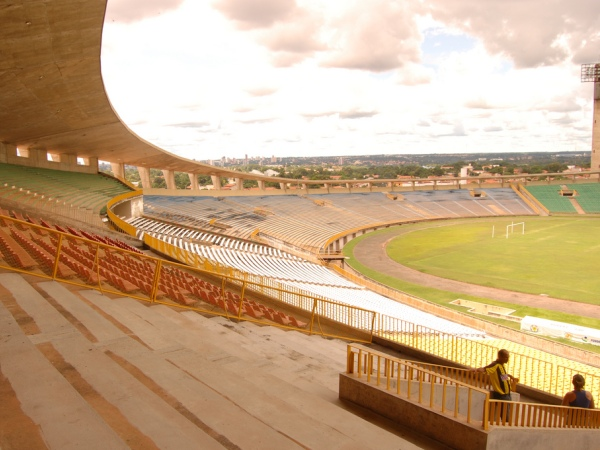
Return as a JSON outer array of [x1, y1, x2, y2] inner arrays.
[[0, 142, 17, 163], [85, 157, 99, 171], [592, 81, 600, 170], [28, 147, 47, 165], [211, 175, 221, 190], [188, 173, 199, 190], [163, 169, 176, 189], [111, 162, 125, 180], [234, 177, 243, 190], [257, 180, 265, 191], [61, 153, 78, 166], [138, 166, 152, 189]]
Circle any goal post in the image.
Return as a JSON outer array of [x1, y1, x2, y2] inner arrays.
[[506, 221, 525, 238]]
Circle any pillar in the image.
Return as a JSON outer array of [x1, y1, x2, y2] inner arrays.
[[163, 169, 176, 190], [592, 79, 600, 171], [188, 173, 199, 190], [28, 147, 47, 165], [0, 142, 17, 163], [211, 175, 221, 190], [61, 153, 78, 166], [111, 162, 125, 181], [138, 166, 151, 189]]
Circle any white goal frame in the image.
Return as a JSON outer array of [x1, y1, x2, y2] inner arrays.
[[506, 221, 525, 238]]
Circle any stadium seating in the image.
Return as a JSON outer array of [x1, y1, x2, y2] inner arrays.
[[566, 184, 600, 213], [143, 189, 536, 252], [525, 185, 578, 213], [0, 163, 132, 219]]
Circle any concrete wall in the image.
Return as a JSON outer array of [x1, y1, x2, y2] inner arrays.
[[340, 373, 599, 450], [339, 373, 488, 450], [0, 143, 98, 174], [110, 195, 143, 221], [486, 427, 600, 450]]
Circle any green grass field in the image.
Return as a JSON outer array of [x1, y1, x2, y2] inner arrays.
[[385, 217, 600, 304]]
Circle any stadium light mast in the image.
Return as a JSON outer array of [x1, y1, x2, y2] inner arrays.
[[581, 63, 600, 171]]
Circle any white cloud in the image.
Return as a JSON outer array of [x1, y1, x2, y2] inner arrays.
[[100, 0, 599, 161], [106, 0, 186, 23]]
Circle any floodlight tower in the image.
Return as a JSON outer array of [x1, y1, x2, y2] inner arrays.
[[581, 63, 600, 171]]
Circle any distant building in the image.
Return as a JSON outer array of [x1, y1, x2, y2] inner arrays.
[[460, 164, 472, 184]]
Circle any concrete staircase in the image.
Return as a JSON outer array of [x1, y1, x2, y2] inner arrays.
[[0, 272, 448, 449]]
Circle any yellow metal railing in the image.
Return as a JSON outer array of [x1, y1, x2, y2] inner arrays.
[[0, 214, 375, 342], [489, 400, 600, 428], [3, 212, 600, 403], [373, 314, 600, 400], [347, 344, 600, 430], [346, 343, 492, 429]]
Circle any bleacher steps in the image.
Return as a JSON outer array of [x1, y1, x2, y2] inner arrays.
[[1, 274, 221, 449], [0, 287, 128, 450], [0, 273, 434, 449]]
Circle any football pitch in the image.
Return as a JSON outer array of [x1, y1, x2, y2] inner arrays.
[[385, 216, 600, 305]]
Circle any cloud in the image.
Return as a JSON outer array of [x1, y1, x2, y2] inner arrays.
[[212, 0, 297, 29], [101, 0, 596, 160], [465, 98, 495, 109], [243, 86, 279, 97], [339, 110, 378, 119], [239, 117, 276, 124], [105, 0, 186, 23], [320, 0, 425, 72], [167, 121, 211, 128], [427, 0, 600, 68], [256, 10, 325, 53], [396, 63, 434, 86]]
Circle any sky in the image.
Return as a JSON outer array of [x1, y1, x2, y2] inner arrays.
[[100, 0, 600, 162]]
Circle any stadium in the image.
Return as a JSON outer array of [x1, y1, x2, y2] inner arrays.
[[1, 2, 600, 449]]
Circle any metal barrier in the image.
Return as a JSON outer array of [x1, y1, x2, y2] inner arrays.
[[374, 314, 600, 401], [346, 343, 492, 429], [0, 214, 375, 342], [346, 344, 600, 430], [488, 400, 600, 428], [3, 211, 600, 403]]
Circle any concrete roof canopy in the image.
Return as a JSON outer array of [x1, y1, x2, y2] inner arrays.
[[0, 0, 274, 181]]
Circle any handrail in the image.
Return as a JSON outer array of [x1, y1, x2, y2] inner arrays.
[[373, 314, 600, 401], [333, 263, 600, 399], [346, 343, 492, 429], [0, 214, 375, 342], [106, 190, 143, 237], [3, 212, 600, 405], [489, 400, 600, 428], [347, 344, 600, 430]]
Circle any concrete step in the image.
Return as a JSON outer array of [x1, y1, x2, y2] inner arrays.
[[0, 276, 127, 450], [104, 300, 392, 448], [0, 273, 442, 449], [183, 313, 342, 395], [2, 274, 221, 449], [237, 319, 348, 368]]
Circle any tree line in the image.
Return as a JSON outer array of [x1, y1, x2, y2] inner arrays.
[[99, 160, 577, 190]]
